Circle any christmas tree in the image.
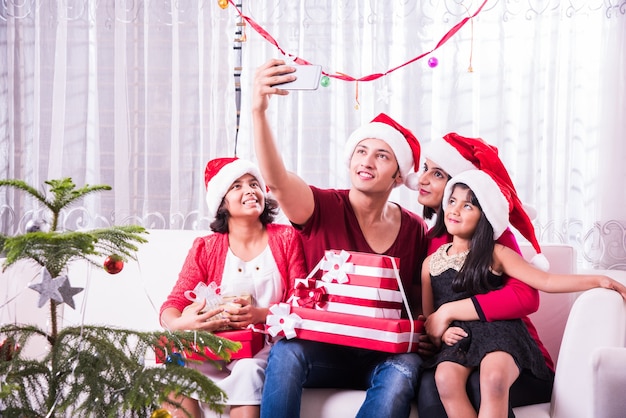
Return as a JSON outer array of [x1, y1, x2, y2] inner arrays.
[[0, 178, 240, 417]]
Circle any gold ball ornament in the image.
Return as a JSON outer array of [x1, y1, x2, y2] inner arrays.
[[218, 0, 228, 9], [151, 409, 173, 418]]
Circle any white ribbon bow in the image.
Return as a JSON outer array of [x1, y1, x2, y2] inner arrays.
[[266, 303, 302, 339], [321, 250, 354, 284]]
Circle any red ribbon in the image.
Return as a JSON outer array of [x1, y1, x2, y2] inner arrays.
[[226, 0, 490, 82], [293, 279, 328, 308]]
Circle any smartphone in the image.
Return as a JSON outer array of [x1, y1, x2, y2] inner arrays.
[[273, 64, 323, 90]]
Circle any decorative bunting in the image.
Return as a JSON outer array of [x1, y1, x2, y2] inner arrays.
[[224, 0, 489, 82]]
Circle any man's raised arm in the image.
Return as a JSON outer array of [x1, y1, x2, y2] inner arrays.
[[251, 59, 315, 226]]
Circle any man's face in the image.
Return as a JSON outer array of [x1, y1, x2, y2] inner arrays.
[[349, 138, 402, 192]]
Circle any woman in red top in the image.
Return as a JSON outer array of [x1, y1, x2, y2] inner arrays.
[[160, 157, 306, 418], [416, 133, 553, 417]]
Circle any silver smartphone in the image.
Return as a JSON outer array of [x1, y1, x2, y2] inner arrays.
[[273, 64, 323, 90]]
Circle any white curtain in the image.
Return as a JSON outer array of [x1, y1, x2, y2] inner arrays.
[[1, 0, 625, 269]]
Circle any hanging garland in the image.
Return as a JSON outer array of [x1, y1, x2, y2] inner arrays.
[[218, 0, 486, 142], [222, 0, 488, 82]]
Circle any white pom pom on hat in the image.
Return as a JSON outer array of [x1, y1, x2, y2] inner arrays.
[[204, 157, 267, 223], [344, 113, 421, 190], [443, 169, 549, 271]]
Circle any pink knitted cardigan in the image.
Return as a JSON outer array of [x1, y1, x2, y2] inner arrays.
[[160, 223, 307, 317]]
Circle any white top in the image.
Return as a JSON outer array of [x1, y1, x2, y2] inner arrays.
[[221, 245, 282, 307], [193, 244, 283, 407]]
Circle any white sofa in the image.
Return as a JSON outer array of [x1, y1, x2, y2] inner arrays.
[[2, 229, 625, 417]]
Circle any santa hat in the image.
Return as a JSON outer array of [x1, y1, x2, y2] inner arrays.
[[443, 170, 549, 271], [424, 133, 503, 177], [344, 113, 421, 190], [423, 133, 479, 176], [204, 157, 267, 222], [425, 133, 538, 220]]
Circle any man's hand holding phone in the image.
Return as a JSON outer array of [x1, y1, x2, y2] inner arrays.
[[252, 59, 322, 114], [271, 63, 322, 91]]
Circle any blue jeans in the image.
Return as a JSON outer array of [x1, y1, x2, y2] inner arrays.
[[260, 338, 422, 418]]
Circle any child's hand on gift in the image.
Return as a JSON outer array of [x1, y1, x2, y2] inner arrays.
[[223, 297, 268, 329], [177, 300, 230, 332]]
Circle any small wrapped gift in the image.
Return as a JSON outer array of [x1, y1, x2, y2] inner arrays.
[[156, 326, 265, 363], [266, 303, 423, 353], [184, 281, 225, 317], [185, 283, 254, 330], [191, 327, 264, 361]]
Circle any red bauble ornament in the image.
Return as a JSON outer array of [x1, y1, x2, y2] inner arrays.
[[104, 255, 124, 274], [0, 337, 19, 361]]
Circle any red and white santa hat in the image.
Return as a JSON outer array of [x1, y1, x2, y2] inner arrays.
[[443, 169, 549, 271], [344, 113, 422, 190], [423, 133, 485, 177], [425, 132, 538, 220], [424, 132, 508, 176], [204, 157, 267, 222]]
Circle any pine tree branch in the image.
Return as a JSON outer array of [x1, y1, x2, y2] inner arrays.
[[0, 179, 49, 208], [1, 324, 242, 417], [0, 178, 233, 416]]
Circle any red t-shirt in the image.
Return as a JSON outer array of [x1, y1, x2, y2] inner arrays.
[[297, 187, 429, 311], [429, 229, 554, 371]]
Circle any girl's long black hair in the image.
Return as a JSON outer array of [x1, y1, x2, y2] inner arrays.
[[432, 182, 502, 295]]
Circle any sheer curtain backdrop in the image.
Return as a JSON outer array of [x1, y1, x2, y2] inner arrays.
[[1, 0, 625, 269]]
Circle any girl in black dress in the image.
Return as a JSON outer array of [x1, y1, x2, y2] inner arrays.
[[421, 169, 626, 418]]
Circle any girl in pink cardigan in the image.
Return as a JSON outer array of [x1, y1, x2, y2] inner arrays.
[[160, 157, 307, 418]]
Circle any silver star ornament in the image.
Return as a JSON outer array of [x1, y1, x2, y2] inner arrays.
[[57, 275, 84, 309], [29, 268, 84, 309], [29, 268, 65, 308]]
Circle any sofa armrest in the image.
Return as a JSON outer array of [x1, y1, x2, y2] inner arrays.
[[592, 347, 626, 418], [550, 288, 626, 418]]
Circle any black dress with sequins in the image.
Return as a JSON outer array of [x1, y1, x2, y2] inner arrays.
[[422, 244, 552, 380]]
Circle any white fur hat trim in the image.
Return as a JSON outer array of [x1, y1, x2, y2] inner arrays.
[[344, 122, 416, 189], [424, 136, 477, 177]]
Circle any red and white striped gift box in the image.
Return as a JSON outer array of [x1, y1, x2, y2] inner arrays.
[[266, 303, 423, 353], [288, 250, 405, 318]]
